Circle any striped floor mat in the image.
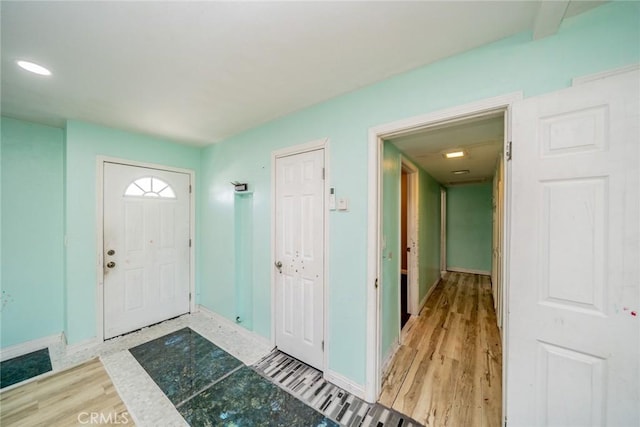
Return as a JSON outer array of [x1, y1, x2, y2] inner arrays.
[[253, 350, 423, 427]]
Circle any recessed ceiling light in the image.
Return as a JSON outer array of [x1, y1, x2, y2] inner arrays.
[[444, 151, 465, 159], [452, 170, 470, 175], [17, 60, 51, 76]]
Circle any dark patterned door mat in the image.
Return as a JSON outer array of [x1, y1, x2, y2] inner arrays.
[[253, 350, 424, 427], [0, 347, 52, 389], [130, 327, 337, 426]]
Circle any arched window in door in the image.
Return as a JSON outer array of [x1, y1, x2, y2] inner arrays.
[[124, 177, 176, 198]]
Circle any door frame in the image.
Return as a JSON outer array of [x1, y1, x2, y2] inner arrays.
[[400, 157, 419, 317], [95, 156, 196, 343], [440, 188, 447, 275], [271, 138, 329, 372], [493, 154, 505, 330], [365, 92, 522, 407]]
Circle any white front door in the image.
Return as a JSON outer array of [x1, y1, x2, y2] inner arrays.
[[274, 149, 325, 370], [508, 70, 639, 426], [103, 162, 191, 339]]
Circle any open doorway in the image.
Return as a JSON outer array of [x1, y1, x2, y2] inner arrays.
[[373, 105, 510, 426], [400, 169, 410, 328], [367, 70, 639, 426]]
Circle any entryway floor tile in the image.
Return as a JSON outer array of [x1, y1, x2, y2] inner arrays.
[[129, 327, 242, 405], [178, 366, 337, 427]]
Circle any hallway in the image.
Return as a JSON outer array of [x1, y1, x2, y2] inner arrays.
[[379, 272, 501, 426]]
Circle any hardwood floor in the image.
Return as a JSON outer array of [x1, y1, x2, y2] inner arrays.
[[0, 358, 133, 426], [379, 272, 502, 427]]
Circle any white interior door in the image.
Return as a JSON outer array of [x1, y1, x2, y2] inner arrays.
[[103, 162, 191, 339], [492, 176, 499, 300], [274, 149, 325, 370], [508, 70, 639, 426], [496, 171, 504, 329]]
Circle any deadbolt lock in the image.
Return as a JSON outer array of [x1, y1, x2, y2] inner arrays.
[[107, 249, 115, 256], [106, 261, 116, 269]]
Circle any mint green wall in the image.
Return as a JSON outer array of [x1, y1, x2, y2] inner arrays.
[[198, 116, 371, 381], [199, 141, 272, 335], [1, 117, 64, 347], [446, 183, 493, 272], [380, 142, 401, 359], [64, 120, 200, 344], [234, 192, 254, 329], [418, 171, 442, 300], [380, 142, 442, 362], [199, 3, 640, 386]]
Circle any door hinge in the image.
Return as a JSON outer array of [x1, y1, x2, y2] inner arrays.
[[506, 141, 512, 161], [375, 278, 379, 289], [189, 185, 192, 194], [189, 239, 192, 248], [322, 340, 324, 351], [322, 167, 325, 180]]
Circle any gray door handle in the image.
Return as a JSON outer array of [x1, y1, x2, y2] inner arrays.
[[275, 261, 283, 273]]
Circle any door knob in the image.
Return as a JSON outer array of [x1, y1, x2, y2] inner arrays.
[[275, 261, 283, 273], [107, 249, 115, 256], [106, 261, 116, 269]]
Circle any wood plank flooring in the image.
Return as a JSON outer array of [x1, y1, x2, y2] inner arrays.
[[0, 358, 133, 426], [379, 272, 502, 427]]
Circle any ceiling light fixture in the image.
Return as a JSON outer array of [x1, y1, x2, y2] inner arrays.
[[452, 170, 470, 175], [17, 60, 51, 76], [445, 151, 465, 159]]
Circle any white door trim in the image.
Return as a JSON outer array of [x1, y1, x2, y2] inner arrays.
[[365, 91, 522, 404], [571, 63, 640, 86], [440, 188, 447, 276], [270, 138, 329, 372], [95, 156, 196, 343], [400, 157, 419, 317]]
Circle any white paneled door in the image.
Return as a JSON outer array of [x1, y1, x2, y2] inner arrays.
[[508, 70, 639, 426], [103, 162, 191, 339], [275, 149, 325, 370]]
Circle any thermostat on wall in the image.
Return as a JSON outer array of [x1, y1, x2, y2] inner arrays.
[[329, 187, 336, 210]]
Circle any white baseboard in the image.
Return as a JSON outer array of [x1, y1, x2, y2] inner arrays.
[[447, 267, 491, 276], [196, 304, 272, 349], [324, 369, 366, 400], [0, 333, 64, 362], [65, 337, 100, 356]]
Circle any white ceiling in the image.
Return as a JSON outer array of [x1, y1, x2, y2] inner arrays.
[[1, 1, 604, 146], [388, 113, 504, 185]]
